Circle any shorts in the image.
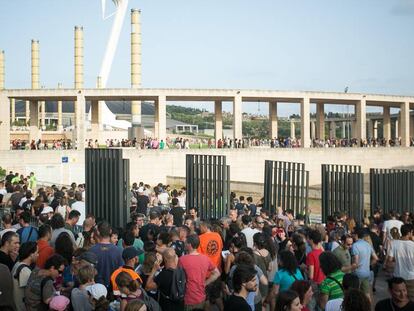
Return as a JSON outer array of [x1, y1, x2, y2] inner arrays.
[[359, 277, 370, 294], [206, 278, 222, 302]]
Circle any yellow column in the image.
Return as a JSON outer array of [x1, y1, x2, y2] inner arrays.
[[301, 97, 311, 148], [74, 26, 84, 89], [400, 101, 410, 147], [233, 95, 242, 139], [269, 101, 278, 139], [31, 40, 41, 137], [215, 100, 223, 143], [131, 9, 142, 126]]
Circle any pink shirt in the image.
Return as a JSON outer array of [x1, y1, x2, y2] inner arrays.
[[178, 253, 215, 305], [306, 248, 325, 284]]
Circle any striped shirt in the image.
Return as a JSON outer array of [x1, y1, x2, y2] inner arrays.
[[319, 270, 344, 300]]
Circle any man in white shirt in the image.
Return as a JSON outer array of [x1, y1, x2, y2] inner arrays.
[[382, 211, 404, 245], [71, 192, 85, 226], [240, 215, 259, 248], [386, 223, 414, 301]]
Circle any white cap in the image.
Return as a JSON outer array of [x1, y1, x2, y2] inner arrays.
[[137, 187, 144, 193], [40, 206, 54, 214], [86, 283, 107, 300]]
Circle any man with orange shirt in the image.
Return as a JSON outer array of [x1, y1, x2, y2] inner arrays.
[[197, 221, 224, 310], [36, 224, 54, 268], [110, 247, 143, 296]]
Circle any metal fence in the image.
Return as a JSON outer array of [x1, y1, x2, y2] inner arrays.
[[186, 154, 230, 220], [85, 149, 130, 228], [263, 160, 309, 217], [370, 168, 414, 215], [321, 164, 364, 223]]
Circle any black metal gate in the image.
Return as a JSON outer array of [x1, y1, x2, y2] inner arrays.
[[370, 168, 414, 215], [85, 149, 130, 228], [263, 160, 309, 217], [321, 164, 364, 223], [186, 154, 230, 220]]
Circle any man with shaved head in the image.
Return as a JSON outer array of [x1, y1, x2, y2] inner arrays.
[[146, 247, 184, 311]]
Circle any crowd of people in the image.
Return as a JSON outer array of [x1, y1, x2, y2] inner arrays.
[[0, 170, 414, 311]]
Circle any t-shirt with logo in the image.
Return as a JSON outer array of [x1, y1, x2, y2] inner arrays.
[[197, 231, 223, 270]]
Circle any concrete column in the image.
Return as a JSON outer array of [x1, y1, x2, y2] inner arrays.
[[131, 9, 142, 126], [10, 98, 15, 124], [269, 101, 278, 138], [398, 113, 402, 139], [57, 83, 63, 131], [310, 121, 316, 140], [351, 120, 357, 138], [0, 94, 10, 150], [400, 101, 410, 147], [74, 26, 83, 89], [0, 50, 4, 89], [383, 106, 391, 142], [74, 93, 86, 150], [29, 101, 40, 143], [25, 101, 30, 125], [373, 120, 378, 139], [301, 97, 311, 148], [155, 95, 166, 141], [290, 121, 296, 138], [91, 78, 103, 141], [410, 115, 414, 139], [214, 100, 223, 143], [40, 101, 45, 130], [342, 121, 346, 138], [233, 95, 242, 139], [356, 99, 366, 142], [316, 103, 325, 140], [367, 120, 373, 138], [395, 119, 399, 139], [329, 121, 336, 138]]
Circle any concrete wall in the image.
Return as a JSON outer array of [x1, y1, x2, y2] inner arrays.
[[1, 148, 414, 189]]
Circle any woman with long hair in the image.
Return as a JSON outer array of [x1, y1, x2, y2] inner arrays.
[[341, 288, 371, 311], [275, 289, 303, 311], [115, 271, 144, 311], [55, 232, 75, 287]]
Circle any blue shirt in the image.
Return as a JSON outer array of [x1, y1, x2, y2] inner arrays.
[[17, 226, 38, 243], [351, 239, 374, 279], [90, 243, 124, 288], [273, 268, 304, 292]]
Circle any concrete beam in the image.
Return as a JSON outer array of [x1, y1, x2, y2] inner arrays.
[[0, 94, 10, 150], [215, 100, 223, 143], [383, 106, 391, 142], [301, 97, 311, 147], [316, 103, 324, 139], [400, 101, 410, 147], [356, 99, 366, 141], [269, 101, 278, 138], [233, 95, 242, 139]]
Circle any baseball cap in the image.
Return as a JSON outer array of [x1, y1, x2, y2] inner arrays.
[[137, 187, 144, 193], [86, 283, 108, 300], [49, 295, 70, 311], [40, 206, 54, 214], [78, 251, 98, 265], [122, 246, 144, 261]]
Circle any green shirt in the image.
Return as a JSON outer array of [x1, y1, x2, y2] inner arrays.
[[333, 245, 351, 267], [320, 270, 344, 300]]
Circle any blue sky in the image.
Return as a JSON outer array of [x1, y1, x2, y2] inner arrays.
[[1, 0, 413, 115]]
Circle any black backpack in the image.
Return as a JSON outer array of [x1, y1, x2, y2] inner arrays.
[[161, 267, 186, 302]]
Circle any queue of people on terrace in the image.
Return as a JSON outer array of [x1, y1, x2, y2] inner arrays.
[[0, 170, 414, 311]]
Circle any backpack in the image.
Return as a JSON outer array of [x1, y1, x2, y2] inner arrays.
[[14, 263, 32, 286], [161, 267, 186, 302], [26, 275, 54, 311], [141, 289, 161, 311]]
